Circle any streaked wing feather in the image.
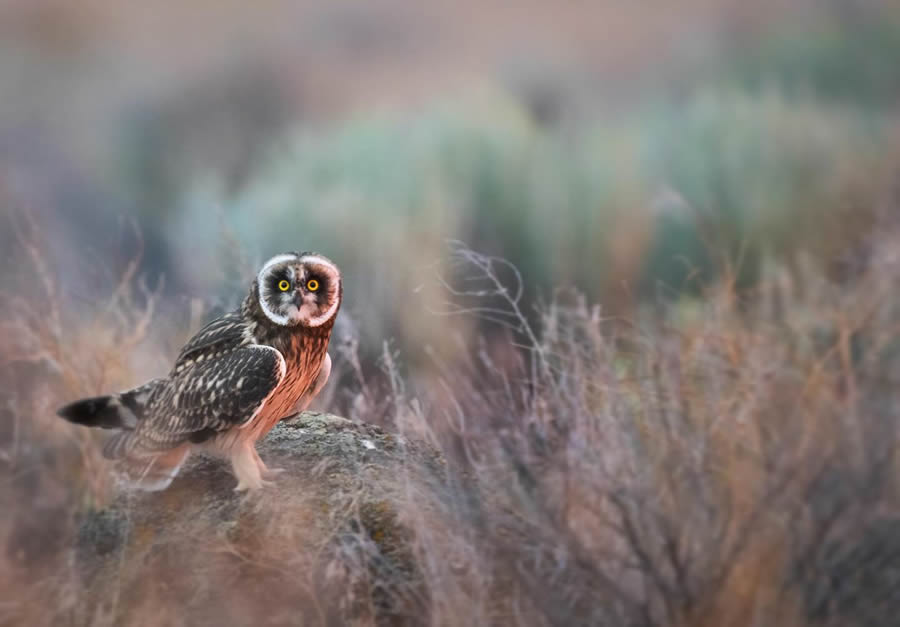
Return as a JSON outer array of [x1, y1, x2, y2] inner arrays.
[[174, 311, 247, 369], [133, 345, 284, 452]]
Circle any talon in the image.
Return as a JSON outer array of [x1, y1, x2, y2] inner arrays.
[[234, 478, 269, 492], [251, 447, 283, 479], [262, 466, 285, 479], [232, 444, 266, 491]]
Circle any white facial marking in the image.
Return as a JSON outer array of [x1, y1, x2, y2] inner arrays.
[[256, 253, 341, 327], [299, 254, 341, 327], [297, 254, 337, 270], [257, 254, 300, 326]]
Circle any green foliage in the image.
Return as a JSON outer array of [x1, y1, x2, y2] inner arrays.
[[102, 4, 900, 321], [221, 88, 885, 320], [724, 10, 900, 108]]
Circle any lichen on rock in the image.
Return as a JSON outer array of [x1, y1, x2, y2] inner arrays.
[[75, 412, 446, 626]]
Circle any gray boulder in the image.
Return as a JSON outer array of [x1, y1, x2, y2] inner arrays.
[[74, 412, 448, 627]]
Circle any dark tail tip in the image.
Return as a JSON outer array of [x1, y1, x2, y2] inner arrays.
[[57, 396, 121, 429]]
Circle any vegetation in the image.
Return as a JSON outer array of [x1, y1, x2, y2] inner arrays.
[[3, 2, 900, 625], [2, 210, 899, 625]]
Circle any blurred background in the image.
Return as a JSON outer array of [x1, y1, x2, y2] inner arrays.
[[4, 3, 900, 624], [0, 0, 898, 393], [2, 0, 899, 366]]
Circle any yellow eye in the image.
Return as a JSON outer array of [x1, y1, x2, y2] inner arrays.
[[306, 279, 319, 292], [278, 280, 291, 292]]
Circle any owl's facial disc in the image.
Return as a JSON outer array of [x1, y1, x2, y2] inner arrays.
[[257, 253, 341, 327], [295, 254, 342, 327]]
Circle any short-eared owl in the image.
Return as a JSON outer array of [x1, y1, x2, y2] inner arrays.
[[57, 252, 342, 491]]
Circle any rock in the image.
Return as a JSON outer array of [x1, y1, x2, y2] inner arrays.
[[74, 412, 447, 626]]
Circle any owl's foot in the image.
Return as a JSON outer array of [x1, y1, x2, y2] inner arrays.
[[234, 478, 272, 492], [252, 447, 284, 480], [231, 444, 267, 491], [261, 466, 285, 479]]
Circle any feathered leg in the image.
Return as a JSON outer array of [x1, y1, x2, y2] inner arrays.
[[231, 443, 268, 491], [251, 446, 284, 479]]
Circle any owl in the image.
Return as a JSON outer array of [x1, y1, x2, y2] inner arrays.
[[57, 252, 342, 491]]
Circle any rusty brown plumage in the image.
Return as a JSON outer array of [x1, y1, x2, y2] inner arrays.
[[57, 252, 342, 491]]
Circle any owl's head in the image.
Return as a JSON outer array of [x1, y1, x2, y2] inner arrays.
[[254, 252, 342, 328]]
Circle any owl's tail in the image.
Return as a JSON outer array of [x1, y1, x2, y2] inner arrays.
[[57, 395, 133, 430], [58, 380, 186, 490], [57, 397, 139, 461], [56, 379, 163, 431]]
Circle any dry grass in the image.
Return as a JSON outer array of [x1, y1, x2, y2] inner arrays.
[[2, 209, 900, 626]]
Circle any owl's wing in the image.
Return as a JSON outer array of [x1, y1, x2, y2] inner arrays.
[[173, 311, 247, 370], [115, 345, 285, 456]]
